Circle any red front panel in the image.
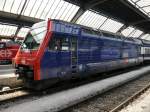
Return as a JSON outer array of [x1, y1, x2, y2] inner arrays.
[[14, 20, 53, 80], [0, 45, 20, 61]]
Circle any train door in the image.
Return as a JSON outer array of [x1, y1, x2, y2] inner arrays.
[[48, 35, 71, 67], [42, 35, 71, 79], [70, 36, 78, 74]]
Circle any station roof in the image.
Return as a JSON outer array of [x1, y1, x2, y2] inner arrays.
[[128, 0, 150, 18], [0, 0, 150, 40]]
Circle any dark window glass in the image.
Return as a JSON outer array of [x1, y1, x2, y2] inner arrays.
[[0, 43, 5, 49], [21, 21, 47, 50], [61, 37, 69, 51], [48, 37, 69, 51]]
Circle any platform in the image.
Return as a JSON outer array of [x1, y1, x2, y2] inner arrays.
[[0, 65, 22, 88], [0, 65, 14, 75], [120, 88, 150, 112]]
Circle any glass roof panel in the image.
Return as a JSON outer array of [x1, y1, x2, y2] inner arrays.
[[34, 0, 50, 18], [23, 0, 37, 16], [22, 0, 79, 22], [0, 0, 148, 40], [76, 10, 107, 29], [0, 24, 17, 36], [121, 27, 135, 36], [0, 0, 25, 14], [45, 0, 79, 21], [128, 0, 150, 17], [128, 29, 143, 38], [144, 34, 150, 40], [10, 0, 22, 14], [100, 19, 124, 33], [0, 0, 5, 11], [29, 0, 44, 17], [3, 0, 14, 12], [37, 0, 55, 19], [17, 27, 30, 37], [141, 34, 150, 39], [60, 3, 79, 22]]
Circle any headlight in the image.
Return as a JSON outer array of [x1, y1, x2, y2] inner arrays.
[[21, 59, 26, 64]]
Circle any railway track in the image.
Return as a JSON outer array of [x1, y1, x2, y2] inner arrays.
[[0, 65, 150, 112], [0, 66, 139, 104], [110, 83, 150, 112], [0, 87, 24, 95], [63, 71, 150, 112], [0, 87, 30, 103]]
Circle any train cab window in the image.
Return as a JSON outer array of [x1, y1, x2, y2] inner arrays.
[[0, 43, 5, 49], [48, 38, 56, 50], [61, 38, 69, 51], [48, 37, 69, 51]]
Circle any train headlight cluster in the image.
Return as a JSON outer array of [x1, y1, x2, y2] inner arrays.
[[21, 59, 26, 64]]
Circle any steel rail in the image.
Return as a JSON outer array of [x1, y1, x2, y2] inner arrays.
[[0, 87, 30, 104], [0, 87, 24, 95], [110, 83, 150, 112]]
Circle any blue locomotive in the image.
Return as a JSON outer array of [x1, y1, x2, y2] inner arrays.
[[14, 19, 149, 89]]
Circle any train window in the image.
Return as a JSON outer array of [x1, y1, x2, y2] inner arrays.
[[21, 26, 46, 50], [61, 38, 69, 51], [6, 40, 19, 47], [48, 38, 56, 50], [0, 43, 5, 49], [144, 48, 150, 54], [48, 37, 69, 51]]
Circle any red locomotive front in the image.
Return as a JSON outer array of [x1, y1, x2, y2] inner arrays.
[[14, 20, 51, 82], [0, 40, 20, 64]]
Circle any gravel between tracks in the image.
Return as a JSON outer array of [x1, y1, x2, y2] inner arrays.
[[62, 74, 150, 112]]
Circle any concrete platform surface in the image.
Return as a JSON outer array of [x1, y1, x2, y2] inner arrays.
[[0, 64, 14, 75], [0, 74, 15, 79], [0, 69, 15, 75], [2, 66, 150, 112], [120, 88, 150, 112], [0, 64, 22, 88], [0, 64, 13, 69]]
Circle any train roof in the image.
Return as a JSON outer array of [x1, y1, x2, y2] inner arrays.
[[51, 19, 122, 37], [50, 19, 142, 45], [132, 38, 143, 45], [141, 39, 150, 45]]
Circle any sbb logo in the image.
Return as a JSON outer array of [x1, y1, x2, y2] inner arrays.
[[0, 50, 12, 57]]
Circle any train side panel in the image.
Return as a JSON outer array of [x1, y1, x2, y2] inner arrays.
[[39, 26, 143, 80], [0, 42, 20, 63], [141, 39, 150, 63], [40, 37, 72, 80], [14, 19, 144, 90], [40, 21, 80, 80]]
